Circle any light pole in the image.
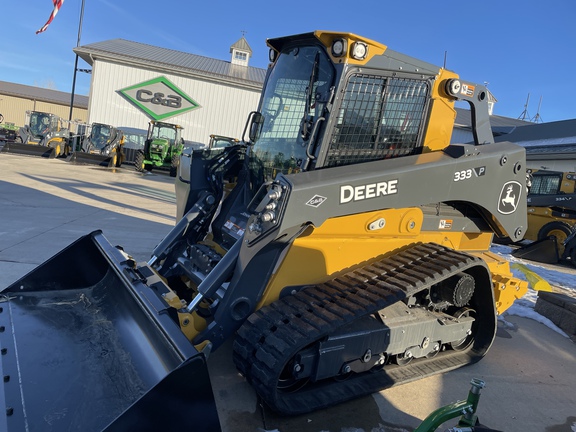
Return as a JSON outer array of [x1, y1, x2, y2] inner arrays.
[[68, 0, 86, 122]]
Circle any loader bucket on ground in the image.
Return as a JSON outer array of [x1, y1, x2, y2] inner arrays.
[[0, 231, 221, 432], [67, 151, 115, 167], [511, 237, 559, 264], [0, 141, 56, 158]]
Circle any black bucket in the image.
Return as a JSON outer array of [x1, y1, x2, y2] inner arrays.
[[511, 237, 560, 264], [0, 142, 56, 158], [67, 151, 115, 167], [0, 231, 220, 432]]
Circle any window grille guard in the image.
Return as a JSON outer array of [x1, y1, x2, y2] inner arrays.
[[326, 75, 429, 168]]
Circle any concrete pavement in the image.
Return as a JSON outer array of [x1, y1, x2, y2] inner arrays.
[[0, 153, 574, 432]]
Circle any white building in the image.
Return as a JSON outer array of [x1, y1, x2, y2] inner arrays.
[[74, 37, 266, 146]]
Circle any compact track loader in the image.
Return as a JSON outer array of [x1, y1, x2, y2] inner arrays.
[[525, 170, 576, 250], [0, 110, 70, 158], [68, 122, 125, 167], [0, 31, 529, 431], [509, 169, 576, 265]]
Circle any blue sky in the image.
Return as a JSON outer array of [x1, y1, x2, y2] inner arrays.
[[2, 0, 575, 123]]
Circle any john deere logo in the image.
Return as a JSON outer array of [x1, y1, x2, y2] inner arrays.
[[118, 76, 200, 121], [498, 181, 522, 214]]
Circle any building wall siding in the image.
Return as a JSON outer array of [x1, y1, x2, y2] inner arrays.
[[88, 61, 262, 145], [0, 93, 87, 127]]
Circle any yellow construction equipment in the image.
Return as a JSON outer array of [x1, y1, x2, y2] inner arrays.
[[0, 110, 71, 158], [0, 31, 529, 431], [526, 170, 576, 250], [68, 122, 126, 167], [510, 170, 576, 265]]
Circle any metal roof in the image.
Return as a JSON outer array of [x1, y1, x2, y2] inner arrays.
[[0, 80, 88, 109], [494, 119, 576, 142], [74, 39, 267, 88], [493, 118, 576, 156], [522, 143, 576, 156], [454, 107, 532, 133]]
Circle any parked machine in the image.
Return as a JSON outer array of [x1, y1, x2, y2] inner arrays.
[[0, 110, 70, 158], [0, 114, 19, 142], [525, 170, 576, 250], [182, 134, 239, 156], [208, 134, 240, 149], [68, 122, 125, 167], [120, 127, 147, 164], [0, 31, 529, 431], [135, 121, 184, 176], [510, 169, 576, 265]]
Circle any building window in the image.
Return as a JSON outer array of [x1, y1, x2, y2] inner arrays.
[[234, 51, 247, 61]]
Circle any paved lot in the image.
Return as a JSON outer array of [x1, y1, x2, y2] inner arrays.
[[0, 153, 575, 432]]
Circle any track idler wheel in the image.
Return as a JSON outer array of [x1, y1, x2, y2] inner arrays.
[[450, 308, 476, 351], [277, 358, 309, 393]]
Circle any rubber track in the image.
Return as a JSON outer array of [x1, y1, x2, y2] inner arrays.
[[232, 243, 493, 415]]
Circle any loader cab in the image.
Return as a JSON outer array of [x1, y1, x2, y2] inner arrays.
[[29, 111, 55, 138], [90, 124, 110, 147], [523, 170, 576, 252], [528, 170, 576, 196], [82, 123, 124, 157], [148, 121, 183, 147], [209, 31, 441, 244], [145, 121, 184, 159], [247, 39, 336, 188], [246, 32, 437, 191]]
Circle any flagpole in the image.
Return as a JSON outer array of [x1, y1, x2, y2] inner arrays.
[[68, 0, 86, 122]]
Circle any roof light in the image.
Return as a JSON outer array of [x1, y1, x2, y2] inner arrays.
[[331, 38, 347, 57], [351, 42, 368, 60], [269, 49, 277, 63]]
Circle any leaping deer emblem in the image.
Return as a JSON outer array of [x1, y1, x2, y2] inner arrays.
[[501, 185, 517, 211]]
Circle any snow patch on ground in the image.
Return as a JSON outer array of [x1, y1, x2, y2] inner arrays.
[[490, 244, 574, 338]]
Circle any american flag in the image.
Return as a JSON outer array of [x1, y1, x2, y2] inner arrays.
[[36, 0, 65, 34]]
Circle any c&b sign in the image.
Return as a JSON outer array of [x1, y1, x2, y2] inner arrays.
[[118, 76, 200, 121]]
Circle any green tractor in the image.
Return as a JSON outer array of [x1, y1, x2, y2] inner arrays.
[[135, 121, 184, 177]]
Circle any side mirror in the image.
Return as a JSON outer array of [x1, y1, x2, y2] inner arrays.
[[248, 111, 264, 143]]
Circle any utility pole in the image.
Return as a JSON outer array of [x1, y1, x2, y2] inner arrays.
[[68, 0, 86, 122]]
